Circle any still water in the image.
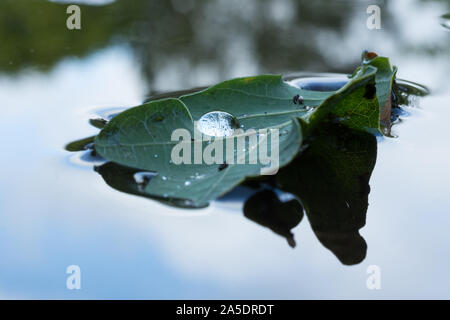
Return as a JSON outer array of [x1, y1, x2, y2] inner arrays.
[[0, 0, 449, 299]]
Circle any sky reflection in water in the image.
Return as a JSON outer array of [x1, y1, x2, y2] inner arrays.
[[0, 0, 449, 298]]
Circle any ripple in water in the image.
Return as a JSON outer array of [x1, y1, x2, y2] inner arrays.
[[290, 77, 349, 92]]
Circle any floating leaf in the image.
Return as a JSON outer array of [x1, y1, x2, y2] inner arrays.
[[94, 54, 396, 206], [65, 135, 95, 152], [304, 65, 380, 135], [95, 162, 207, 209], [180, 75, 333, 129]]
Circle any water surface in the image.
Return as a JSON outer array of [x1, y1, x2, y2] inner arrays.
[[0, 0, 449, 299]]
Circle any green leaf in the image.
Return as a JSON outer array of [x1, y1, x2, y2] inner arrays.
[[95, 98, 303, 206], [180, 75, 333, 130], [364, 56, 397, 130], [305, 65, 381, 135], [93, 55, 396, 206], [95, 161, 208, 209], [65, 135, 95, 152]]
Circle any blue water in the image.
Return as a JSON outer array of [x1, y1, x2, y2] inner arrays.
[[0, 0, 449, 299]]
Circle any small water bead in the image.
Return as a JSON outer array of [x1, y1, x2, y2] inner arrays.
[[184, 181, 191, 186], [133, 172, 157, 190], [292, 94, 303, 104], [197, 111, 240, 137]]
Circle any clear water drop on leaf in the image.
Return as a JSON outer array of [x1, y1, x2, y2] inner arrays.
[[197, 111, 240, 137]]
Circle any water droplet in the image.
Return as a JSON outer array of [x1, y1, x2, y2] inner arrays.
[[197, 111, 240, 137], [162, 176, 167, 181], [133, 172, 157, 190], [184, 181, 191, 186], [154, 154, 158, 158]]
